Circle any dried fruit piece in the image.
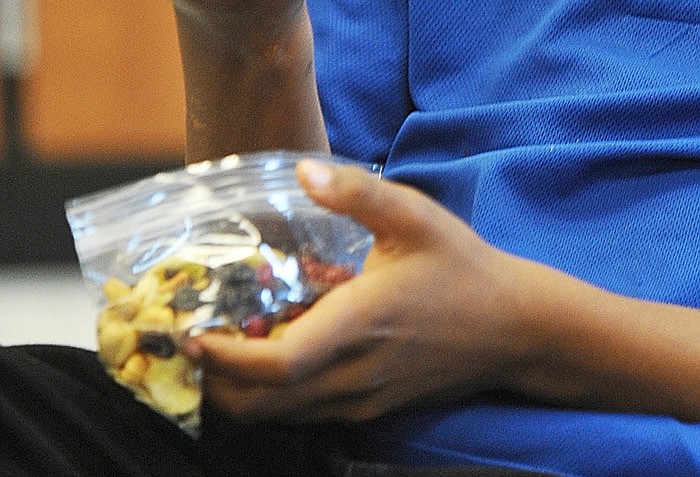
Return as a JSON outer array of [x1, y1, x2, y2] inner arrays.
[[300, 251, 354, 286], [171, 286, 201, 311], [138, 332, 178, 358], [214, 263, 262, 325], [256, 263, 275, 287], [240, 314, 273, 338], [281, 303, 308, 322], [95, 247, 357, 430]]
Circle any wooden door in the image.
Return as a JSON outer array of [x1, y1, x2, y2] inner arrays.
[[20, 1, 186, 164]]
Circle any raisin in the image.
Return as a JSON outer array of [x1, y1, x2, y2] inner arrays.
[[218, 263, 256, 285], [214, 282, 262, 325], [171, 286, 200, 311], [138, 332, 178, 358]]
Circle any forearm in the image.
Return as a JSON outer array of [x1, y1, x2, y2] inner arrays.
[[172, 1, 329, 163], [506, 257, 700, 421]]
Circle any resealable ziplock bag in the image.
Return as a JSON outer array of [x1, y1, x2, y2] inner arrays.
[[65, 151, 374, 435]]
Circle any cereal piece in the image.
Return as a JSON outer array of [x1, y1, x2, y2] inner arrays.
[[150, 258, 209, 284], [98, 318, 138, 369], [134, 304, 175, 330], [118, 353, 149, 386], [103, 277, 132, 302], [144, 354, 201, 418], [158, 270, 190, 294], [133, 272, 170, 306], [105, 299, 141, 322], [192, 276, 210, 291]]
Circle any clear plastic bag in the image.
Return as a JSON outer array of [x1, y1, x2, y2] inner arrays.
[[65, 151, 374, 435]]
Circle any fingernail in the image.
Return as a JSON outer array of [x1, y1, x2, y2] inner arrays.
[[299, 159, 333, 191]]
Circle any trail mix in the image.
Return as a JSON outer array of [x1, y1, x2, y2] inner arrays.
[[96, 248, 355, 428]]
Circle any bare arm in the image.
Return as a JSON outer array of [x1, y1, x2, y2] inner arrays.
[[509, 259, 700, 421], [172, 1, 329, 163]]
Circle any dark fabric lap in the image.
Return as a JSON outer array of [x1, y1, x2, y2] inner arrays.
[[0, 345, 553, 476]]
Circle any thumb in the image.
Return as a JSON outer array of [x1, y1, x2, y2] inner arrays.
[[296, 159, 443, 243]]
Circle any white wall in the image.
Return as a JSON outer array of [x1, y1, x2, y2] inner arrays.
[[0, 264, 97, 350]]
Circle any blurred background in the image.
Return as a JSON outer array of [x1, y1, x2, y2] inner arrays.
[[1, 1, 186, 348]]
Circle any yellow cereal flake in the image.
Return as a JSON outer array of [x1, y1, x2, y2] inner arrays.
[[144, 355, 201, 417], [158, 270, 190, 293], [134, 305, 175, 330], [133, 272, 157, 297], [98, 320, 138, 369], [118, 353, 149, 387], [105, 299, 141, 322], [102, 277, 132, 302], [150, 258, 208, 283]]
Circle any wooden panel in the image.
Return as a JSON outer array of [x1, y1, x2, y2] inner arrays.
[[21, 1, 186, 163]]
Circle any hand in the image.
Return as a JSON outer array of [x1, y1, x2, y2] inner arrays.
[[183, 159, 529, 423]]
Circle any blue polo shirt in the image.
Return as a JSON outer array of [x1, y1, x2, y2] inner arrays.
[[308, 1, 700, 475]]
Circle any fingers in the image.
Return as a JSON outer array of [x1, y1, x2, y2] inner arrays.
[[182, 272, 397, 419], [202, 369, 383, 423], [295, 159, 453, 245], [184, 272, 383, 381]]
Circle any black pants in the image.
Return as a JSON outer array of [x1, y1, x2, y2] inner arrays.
[[0, 345, 554, 477]]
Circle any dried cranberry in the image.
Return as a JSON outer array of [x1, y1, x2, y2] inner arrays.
[[321, 264, 354, 285], [256, 263, 275, 287], [300, 253, 325, 282], [301, 252, 355, 285], [241, 314, 272, 338]]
